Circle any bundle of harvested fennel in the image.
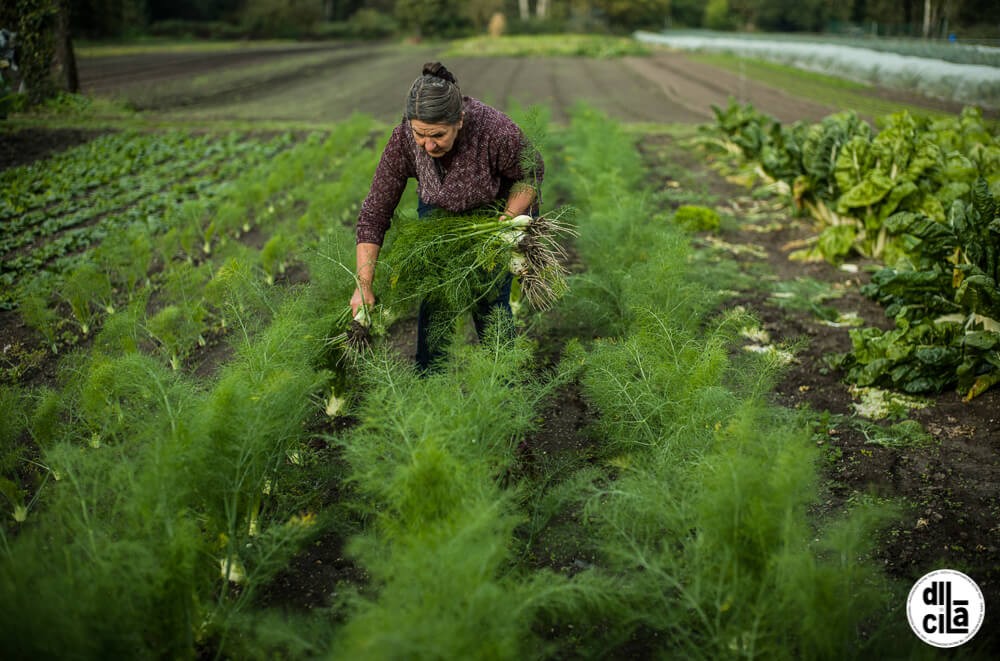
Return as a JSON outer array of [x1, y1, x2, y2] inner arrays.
[[380, 207, 576, 315]]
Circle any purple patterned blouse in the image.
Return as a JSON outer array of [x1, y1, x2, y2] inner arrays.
[[355, 97, 543, 245]]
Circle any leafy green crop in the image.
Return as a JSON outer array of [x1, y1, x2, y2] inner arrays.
[[704, 102, 998, 265], [834, 180, 1000, 397], [705, 101, 1000, 397], [674, 204, 721, 231]]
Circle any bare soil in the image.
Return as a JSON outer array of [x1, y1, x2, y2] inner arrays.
[[77, 43, 354, 97], [0, 127, 110, 171]]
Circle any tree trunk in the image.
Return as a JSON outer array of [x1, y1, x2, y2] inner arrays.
[[923, 0, 932, 37], [54, 1, 77, 93], [519, 0, 530, 21], [537, 0, 549, 19]]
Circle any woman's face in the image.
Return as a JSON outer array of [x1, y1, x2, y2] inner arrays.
[[410, 118, 463, 158]]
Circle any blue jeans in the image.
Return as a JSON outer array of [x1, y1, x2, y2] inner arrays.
[[415, 199, 513, 372]]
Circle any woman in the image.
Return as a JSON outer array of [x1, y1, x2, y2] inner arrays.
[[350, 61, 544, 370]]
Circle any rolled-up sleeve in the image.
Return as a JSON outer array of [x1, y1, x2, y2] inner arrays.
[[356, 125, 413, 246]]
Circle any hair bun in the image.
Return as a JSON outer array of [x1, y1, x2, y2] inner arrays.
[[422, 62, 457, 85]]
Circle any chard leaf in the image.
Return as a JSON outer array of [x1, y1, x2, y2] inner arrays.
[[866, 267, 951, 299], [972, 178, 997, 222], [955, 274, 1000, 317], [903, 137, 941, 183], [914, 193, 946, 224], [885, 212, 956, 255], [915, 345, 960, 367], [834, 135, 873, 193], [963, 331, 1000, 351], [940, 152, 976, 183], [876, 179, 919, 223], [816, 224, 855, 261], [837, 171, 893, 210], [934, 181, 971, 211], [965, 370, 1000, 401]]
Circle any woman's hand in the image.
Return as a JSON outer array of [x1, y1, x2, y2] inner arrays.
[[350, 284, 375, 315], [500, 186, 537, 222]]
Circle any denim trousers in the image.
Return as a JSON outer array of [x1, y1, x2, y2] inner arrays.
[[415, 199, 513, 372]]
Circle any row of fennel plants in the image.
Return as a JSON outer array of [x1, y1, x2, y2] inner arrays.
[[0, 281, 353, 657], [0, 113, 386, 600], [322, 323, 609, 659], [305, 104, 605, 659], [703, 101, 1000, 398], [534, 104, 916, 658], [1, 115, 384, 520], [0, 118, 393, 657]]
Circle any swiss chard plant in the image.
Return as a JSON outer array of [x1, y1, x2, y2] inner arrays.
[[831, 112, 945, 262], [833, 180, 1000, 398], [704, 103, 998, 266]]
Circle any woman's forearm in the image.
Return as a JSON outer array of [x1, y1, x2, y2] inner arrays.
[[356, 242, 380, 289], [351, 242, 380, 313]]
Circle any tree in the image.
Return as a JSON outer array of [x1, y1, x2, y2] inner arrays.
[[69, 0, 147, 39], [321, 0, 366, 22], [240, 0, 323, 38], [757, 0, 826, 31], [55, 0, 78, 93], [465, 0, 505, 30], [1, 0, 62, 103], [671, 0, 704, 26], [593, 0, 671, 30], [956, 0, 1000, 34], [395, 0, 470, 37], [704, 0, 735, 30], [727, 0, 760, 30], [923, 0, 964, 37], [514, 0, 554, 21]]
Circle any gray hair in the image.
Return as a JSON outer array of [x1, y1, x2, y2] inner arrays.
[[404, 62, 463, 125]]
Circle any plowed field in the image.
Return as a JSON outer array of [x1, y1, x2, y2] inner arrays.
[[74, 42, 939, 124]]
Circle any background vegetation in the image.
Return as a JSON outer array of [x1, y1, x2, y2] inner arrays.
[[4, 0, 998, 109], [4, 0, 999, 42]]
